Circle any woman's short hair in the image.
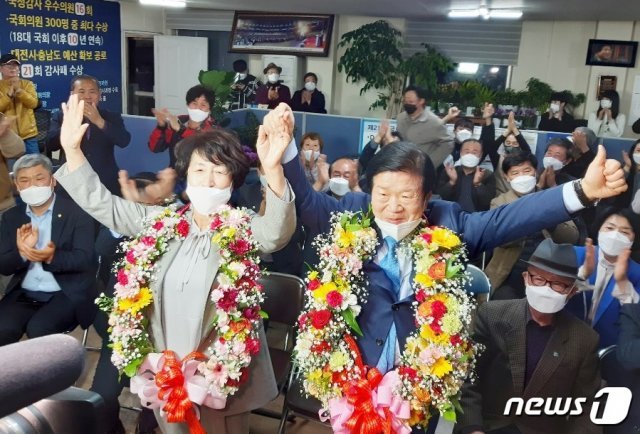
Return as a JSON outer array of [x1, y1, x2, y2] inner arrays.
[[301, 132, 324, 151], [174, 130, 250, 187], [502, 153, 538, 174], [594, 206, 640, 250], [365, 142, 435, 196], [303, 72, 318, 83], [185, 85, 216, 109], [454, 117, 474, 131], [13, 154, 53, 176]]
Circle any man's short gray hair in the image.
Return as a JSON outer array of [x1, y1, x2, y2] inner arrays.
[[574, 126, 598, 151], [13, 154, 53, 176]]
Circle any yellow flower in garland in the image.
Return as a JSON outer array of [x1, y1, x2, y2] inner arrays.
[[415, 273, 434, 287], [337, 227, 356, 248], [308, 271, 319, 280], [328, 351, 348, 370], [441, 313, 463, 335], [118, 287, 153, 314], [313, 281, 337, 302], [432, 357, 453, 378], [420, 323, 450, 345], [431, 228, 461, 249]]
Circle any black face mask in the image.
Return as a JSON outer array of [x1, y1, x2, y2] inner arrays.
[[504, 145, 522, 155], [403, 104, 418, 115]]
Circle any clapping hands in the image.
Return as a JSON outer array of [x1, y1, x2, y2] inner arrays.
[[16, 224, 55, 264]]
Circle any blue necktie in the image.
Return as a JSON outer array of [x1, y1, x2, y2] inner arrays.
[[379, 236, 400, 290], [376, 236, 401, 374]]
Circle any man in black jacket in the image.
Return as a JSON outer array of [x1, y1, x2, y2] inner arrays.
[[46, 75, 131, 195], [0, 154, 96, 345]]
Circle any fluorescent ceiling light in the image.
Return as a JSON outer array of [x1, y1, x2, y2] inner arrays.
[[458, 63, 479, 74], [140, 0, 186, 7], [489, 10, 523, 19], [449, 7, 522, 20], [490, 66, 500, 73], [448, 9, 481, 18]]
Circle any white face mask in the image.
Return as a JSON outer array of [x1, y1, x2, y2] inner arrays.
[[329, 177, 350, 197], [543, 156, 564, 171], [549, 103, 561, 113], [267, 73, 279, 83], [19, 183, 53, 207], [600, 99, 612, 109], [187, 108, 209, 123], [459, 154, 480, 168], [304, 81, 316, 92], [633, 154, 640, 165], [375, 217, 421, 242], [186, 184, 231, 215], [455, 129, 473, 142], [526, 284, 568, 314], [510, 175, 537, 195], [598, 230, 633, 257], [237, 73, 247, 81], [303, 149, 320, 162]]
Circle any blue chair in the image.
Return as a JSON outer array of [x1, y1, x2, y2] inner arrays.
[[464, 264, 491, 299]]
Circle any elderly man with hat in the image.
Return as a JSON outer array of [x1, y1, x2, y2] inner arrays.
[[0, 54, 39, 154], [456, 239, 602, 434], [254, 62, 291, 109]]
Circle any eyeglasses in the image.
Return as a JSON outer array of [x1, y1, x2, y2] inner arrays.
[[525, 271, 574, 294]]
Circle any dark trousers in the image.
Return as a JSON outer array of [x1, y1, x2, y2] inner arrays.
[[90, 306, 127, 432], [0, 288, 77, 346]]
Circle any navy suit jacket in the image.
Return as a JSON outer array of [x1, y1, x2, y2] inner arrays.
[[284, 157, 574, 366], [0, 195, 98, 327], [46, 108, 131, 195], [565, 245, 640, 348]]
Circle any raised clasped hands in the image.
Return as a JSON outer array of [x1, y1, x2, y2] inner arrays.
[[257, 103, 294, 171], [581, 145, 627, 200]]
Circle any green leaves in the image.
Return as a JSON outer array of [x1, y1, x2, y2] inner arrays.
[[197, 69, 236, 126], [123, 358, 143, 378], [341, 309, 363, 337]]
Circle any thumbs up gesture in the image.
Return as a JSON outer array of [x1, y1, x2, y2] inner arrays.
[[581, 145, 627, 201]]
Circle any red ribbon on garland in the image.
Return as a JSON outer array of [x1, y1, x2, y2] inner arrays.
[[155, 350, 208, 434], [341, 335, 397, 434]]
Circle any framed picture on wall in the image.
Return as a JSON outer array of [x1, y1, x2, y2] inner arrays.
[[229, 12, 334, 57], [586, 39, 638, 68]]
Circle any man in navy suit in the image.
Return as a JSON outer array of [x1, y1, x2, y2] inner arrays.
[[263, 104, 626, 432], [0, 154, 96, 345], [46, 74, 131, 196]]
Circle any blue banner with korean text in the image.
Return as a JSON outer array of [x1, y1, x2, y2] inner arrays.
[[0, 0, 122, 112]]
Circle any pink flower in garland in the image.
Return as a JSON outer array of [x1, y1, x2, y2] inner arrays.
[[308, 279, 321, 291], [326, 290, 343, 308], [141, 236, 156, 247], [229, 239, 251, 256], [117, 269, 129, 286], [210, 215, 224, 231], [152, 221, 164, 231], [176, 220, 190, 237], [125, 250, 136, 264], [242, 306, 260, 321], [217, 289, 239, 311], [245, 337, 260, 355]]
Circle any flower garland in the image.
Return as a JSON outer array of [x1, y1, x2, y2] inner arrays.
[[96, 204, 264, 431], [293, 210, 479, 432]]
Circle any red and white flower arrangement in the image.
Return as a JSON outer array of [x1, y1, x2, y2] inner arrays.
[[293, 210, 479, 433], [97, 204, 264, 433]]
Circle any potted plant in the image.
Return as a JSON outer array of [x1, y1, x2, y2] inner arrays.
[[198, 69, 236, 127]]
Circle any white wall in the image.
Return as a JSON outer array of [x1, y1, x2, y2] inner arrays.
[[512, 20, 640, 136], [120, 1, 166, 33], [247, 16, 405, 118]]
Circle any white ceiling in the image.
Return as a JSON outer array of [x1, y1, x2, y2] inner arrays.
[[156, 0, 640, 21]]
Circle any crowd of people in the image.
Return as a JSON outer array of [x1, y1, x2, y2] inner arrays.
[[2, 48, 640, 434]]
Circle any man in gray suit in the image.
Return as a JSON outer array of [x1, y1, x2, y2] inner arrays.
[[456, 239, 602, 434]]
